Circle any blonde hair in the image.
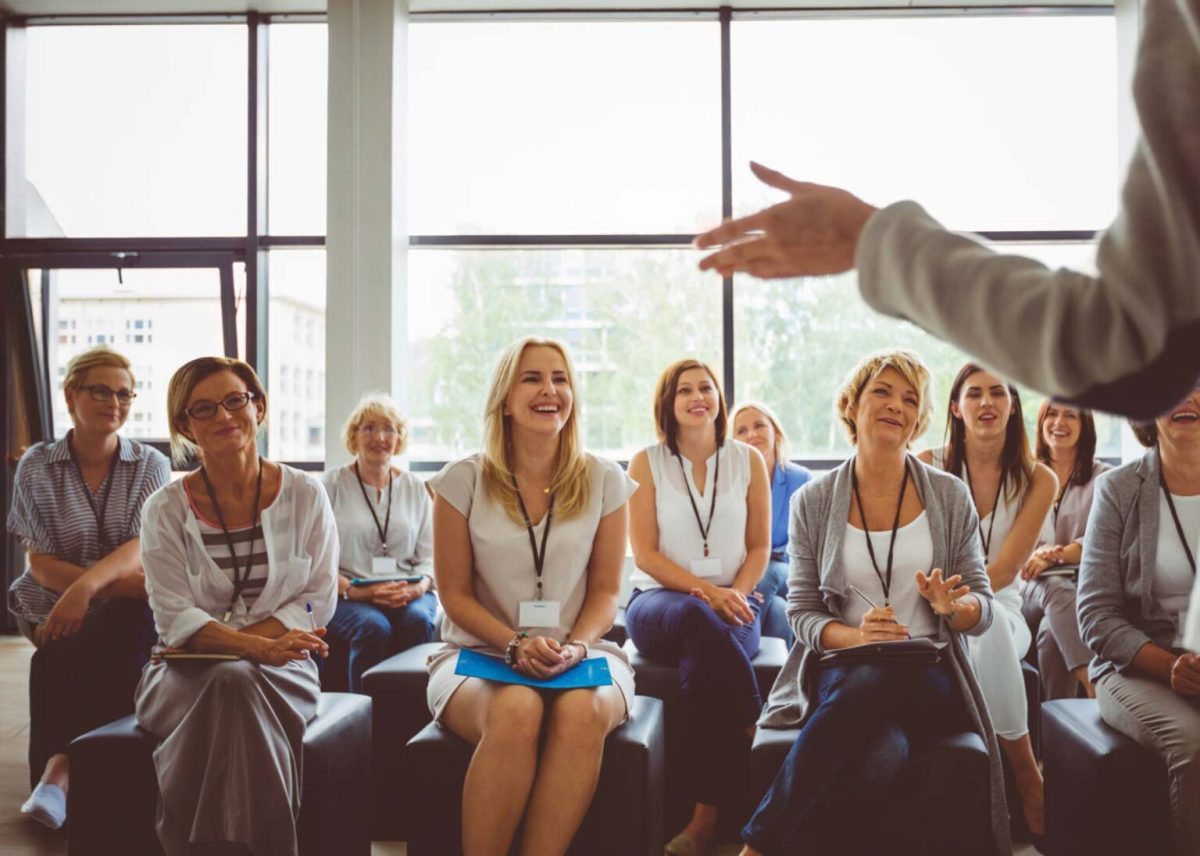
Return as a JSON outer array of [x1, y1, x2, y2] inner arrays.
[[63, 345, 135, 393], [481, 337, 589, 524], [835, 349, 933, 447], [730, 400, 788, 463], [653, 358, 728, 454], [343, 393, 409, 457], [167, 356, 268, 466]]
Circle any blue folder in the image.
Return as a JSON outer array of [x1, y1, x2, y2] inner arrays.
[[454, 647, 613, 689]]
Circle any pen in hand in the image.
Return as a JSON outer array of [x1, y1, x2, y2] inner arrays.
[[305, 602, 327, 660], [848, 584, 882, 611]]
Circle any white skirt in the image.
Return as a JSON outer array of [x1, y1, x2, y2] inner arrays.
[[426, 640, 636, 724], [968, 584, 1033, 740]]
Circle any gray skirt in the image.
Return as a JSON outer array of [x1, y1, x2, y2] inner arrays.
[[135, 657, 320, 856]]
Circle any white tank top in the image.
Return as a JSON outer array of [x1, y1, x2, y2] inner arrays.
[[630, 440, 752, 590], [931, 447, 1026, 609], [843, 511, 939, 638]]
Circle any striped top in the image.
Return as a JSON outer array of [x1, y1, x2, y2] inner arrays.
[[185, 480, 270, 613], [6, 431, 170, 624]]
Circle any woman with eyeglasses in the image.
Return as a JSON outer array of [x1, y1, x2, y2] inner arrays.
[[6, 345, 169, 831], [320, 393, 437, 692], [134, 356, 337, 855]]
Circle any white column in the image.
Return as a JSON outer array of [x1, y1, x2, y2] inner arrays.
[[325, 0, 409, 468]]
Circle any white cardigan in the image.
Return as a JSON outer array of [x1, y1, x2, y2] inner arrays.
[[140, 465, 339, 648]]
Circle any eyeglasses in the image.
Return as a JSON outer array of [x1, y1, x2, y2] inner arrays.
[[78, 384, 137, 404], [358, 424, 398, 436], [184, 391, 259, 421]]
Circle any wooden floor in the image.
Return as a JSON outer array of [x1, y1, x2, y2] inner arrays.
[[0, 633, 1041, 856]]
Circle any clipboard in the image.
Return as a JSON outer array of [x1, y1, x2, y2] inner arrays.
[[819, 637, 947, 665], [454, 648, 613, 689]]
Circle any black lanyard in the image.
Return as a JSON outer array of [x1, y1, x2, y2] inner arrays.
[[199, 460, 265, 622], [67, 431, 121, 554], [851, 460, 910, 605], [677, 448, 721, 557], [964, 461, 1005, 558], [513, 478, 554, 600], [1160, 467, 1197, 575], [353, 462, 393, 551]]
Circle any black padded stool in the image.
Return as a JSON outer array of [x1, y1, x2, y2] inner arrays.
[[1042, 699, 1170, 856], [68, 692, 373, 856], [403, 694, 665, 856], [360, 640, 444, 837], [621, 635, 788, 837], [750, 725, 994, 854]]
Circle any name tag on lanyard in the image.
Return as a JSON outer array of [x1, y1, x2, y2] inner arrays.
[[372, 556, 398, 576], [690, 557, 723, 579], [519, 600, 562, 629]]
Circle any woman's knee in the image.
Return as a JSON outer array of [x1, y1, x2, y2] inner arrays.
[[545, 689, 614, 746], [483, 686, 545, 745]]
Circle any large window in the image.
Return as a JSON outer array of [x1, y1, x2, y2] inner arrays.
[[407, 10, 1119, 465], [3, 15, 327, 465], [4, 10, 1121, 469]]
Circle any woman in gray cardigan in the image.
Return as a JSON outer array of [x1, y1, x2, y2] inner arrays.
[[1077, 390, 1200, 855], [742, 349, 1009, 856]]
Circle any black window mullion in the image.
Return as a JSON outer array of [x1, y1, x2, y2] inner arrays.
[[246, 13, 269, 381]]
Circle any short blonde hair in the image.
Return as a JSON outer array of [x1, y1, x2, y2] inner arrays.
[[730, 400, 788, 463], [342, 393, 409, 457], [63, 345, 135, 392], [835, 349, 932, 447], [167, 357, 267, 466], [482, 337, 590, 525]]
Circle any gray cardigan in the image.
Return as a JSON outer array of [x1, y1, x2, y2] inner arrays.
[[1078, 449, 1182, 686], [759, 455, 1011, 856]]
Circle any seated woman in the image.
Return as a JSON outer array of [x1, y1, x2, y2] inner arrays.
[[1021, 400, 1110, 700], [626, 359, 771, 855], [426, 336, 636, 856], [732, 400, 811, 646], [1078, 387, 1200, 856], [746, 349, 1007, 856], [7, 345, 169, 830], [920, 363, 1056, 836], [135, 356, 337, 856], [321, 393, 436, 692]]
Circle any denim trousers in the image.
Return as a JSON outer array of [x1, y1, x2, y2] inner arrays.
[[755, 560, 793, 647], [626, 586, 763, 806], [323, 592, 438, 692], [742, 659, 970, 854]]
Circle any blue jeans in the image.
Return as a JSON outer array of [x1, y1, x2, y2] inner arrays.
[[626, 587, 763, 806], [742, 660, 969, 854], [324, 592, 438, 693], [755, 560, 792, 647]]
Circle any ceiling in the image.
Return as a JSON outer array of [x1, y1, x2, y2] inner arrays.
[[0, 0, 1115, 17]]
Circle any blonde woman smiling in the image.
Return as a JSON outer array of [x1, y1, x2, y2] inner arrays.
[[426, 337, 636, 856]]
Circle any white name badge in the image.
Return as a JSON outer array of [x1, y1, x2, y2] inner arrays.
[[372, 556, 398, 576], [519, 600, 562, 629], [690, 557, 723, 579]]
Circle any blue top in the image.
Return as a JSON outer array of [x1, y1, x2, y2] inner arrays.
[[770, 460, 811, 557]]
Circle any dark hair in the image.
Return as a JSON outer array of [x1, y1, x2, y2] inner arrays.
[[942, 363, 1034, 501], [1131, 420, 1158, 448], [1035, 399, 1097, 487], [653, 358, 727, 455]]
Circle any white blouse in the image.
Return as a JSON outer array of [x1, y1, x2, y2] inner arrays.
[[140, 466, 339, 648], [630, 440, 753, 590], [429, 453, 637, 647], [842, 512, 938, 638], [320, 464, 433, 580]]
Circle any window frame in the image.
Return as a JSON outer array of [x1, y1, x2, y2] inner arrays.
[[0, 6, 1113, 472]]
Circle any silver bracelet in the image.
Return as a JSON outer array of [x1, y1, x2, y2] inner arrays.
[[564, 639, 588, 659]]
